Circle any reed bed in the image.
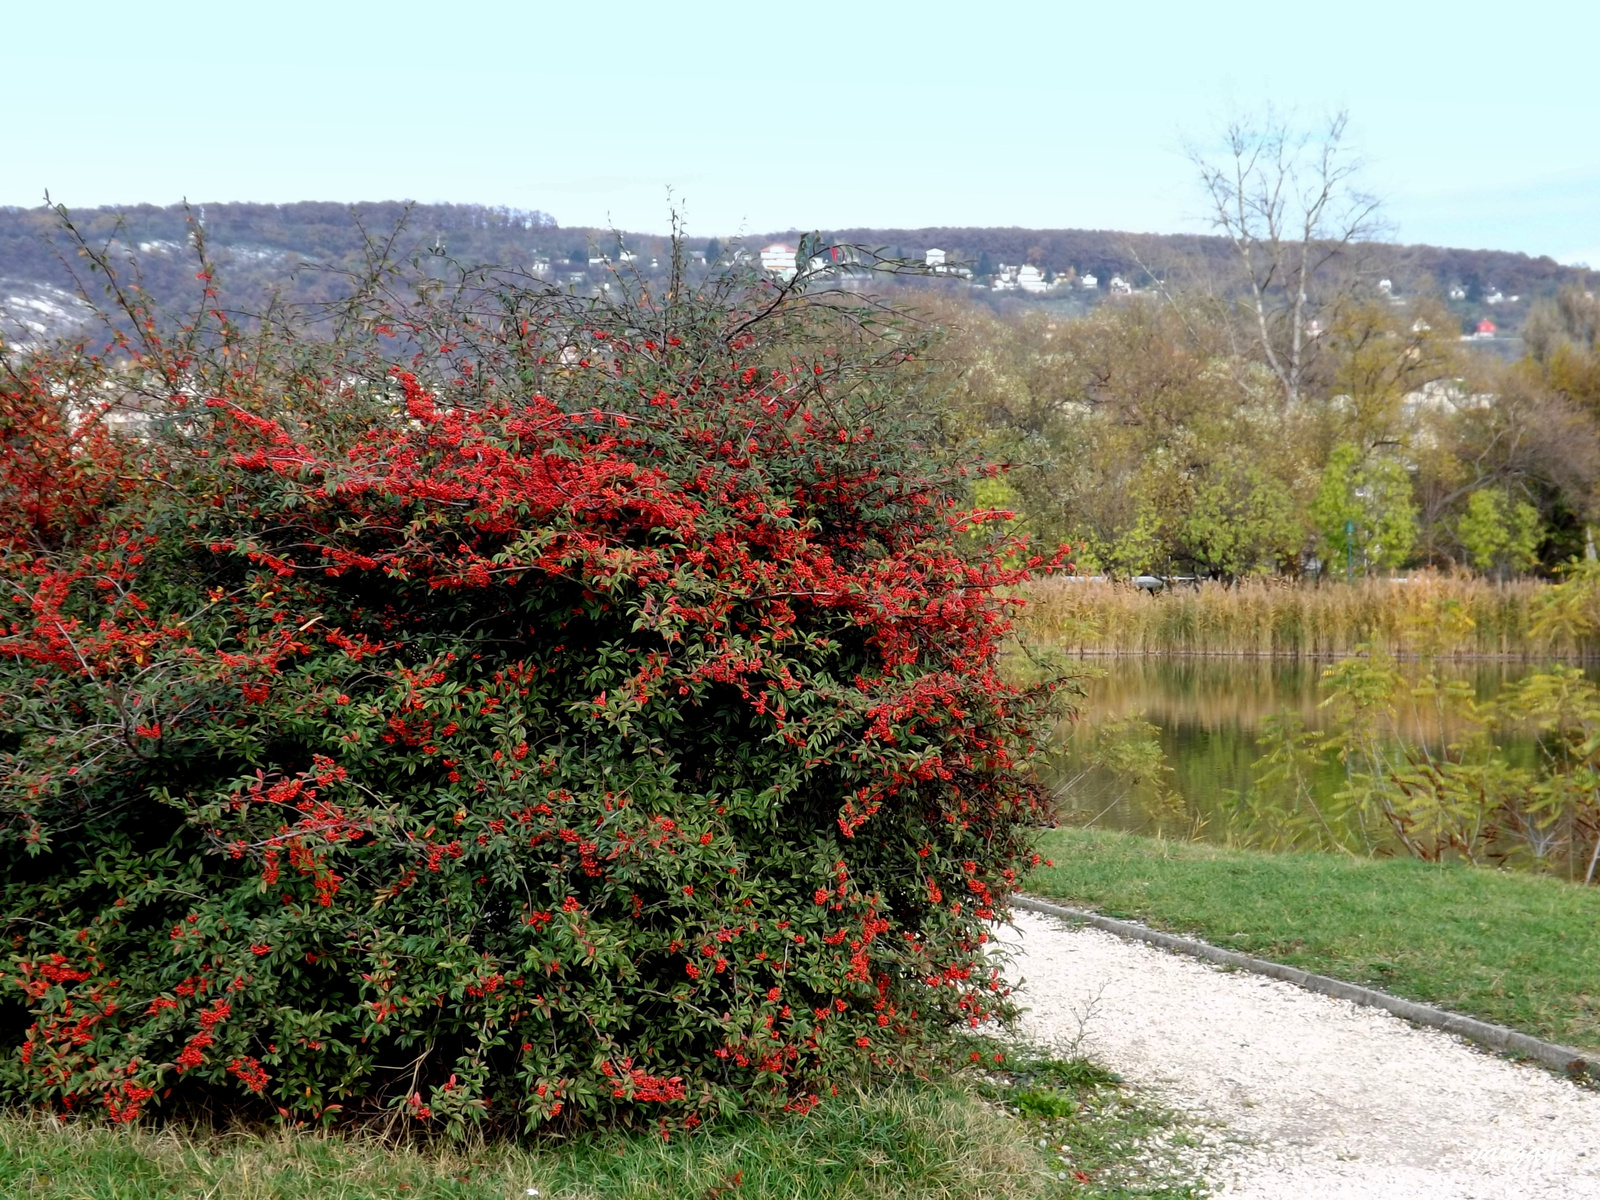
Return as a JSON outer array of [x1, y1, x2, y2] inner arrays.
[[1020, 573, 1594, 659]]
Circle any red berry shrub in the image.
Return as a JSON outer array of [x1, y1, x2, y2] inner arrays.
[[0, 249, 1062, 1133]]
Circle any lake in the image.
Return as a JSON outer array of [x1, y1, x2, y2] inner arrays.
[[1044, 657, 1600, 872]]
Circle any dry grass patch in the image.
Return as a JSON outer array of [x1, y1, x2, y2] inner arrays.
[[1021, 574, 1582, 659]]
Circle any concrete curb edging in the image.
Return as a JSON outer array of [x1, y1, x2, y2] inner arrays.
[[1012, 894, 1592, 1080]]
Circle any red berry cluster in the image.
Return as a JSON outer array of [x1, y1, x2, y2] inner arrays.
[[0, 244, 1068, 1134]]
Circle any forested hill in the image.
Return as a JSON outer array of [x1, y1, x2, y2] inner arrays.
[[0, 201, 1586, 342], [790, 225, 1585, 301], [0, 202, 557, 282]]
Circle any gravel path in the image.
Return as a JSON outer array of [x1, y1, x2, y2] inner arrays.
[[999, 910, 1600, 1199]]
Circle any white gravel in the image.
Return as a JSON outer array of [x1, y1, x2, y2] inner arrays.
[[998, 910, 1600, 1199]]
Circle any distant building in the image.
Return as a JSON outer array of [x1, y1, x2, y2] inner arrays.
[[1485, 290, 1505, 306], [1017, 264, 1048, 293], [925, 248, 947, 268], [1079, 272, 1099, 290], [760, 243, 797, 275], [1377, 278, 1394, 296], [1474, 319, 1498, 339], [1448, 285, 1467, 300], [1403, 378, 1488, 419], [1108, 274, 1132, 295]]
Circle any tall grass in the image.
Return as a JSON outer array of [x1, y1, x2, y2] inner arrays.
[[0, 1086, 1042, 1200], [0, 1073, 1207, 1200], [1020, 573, 1592, 659]]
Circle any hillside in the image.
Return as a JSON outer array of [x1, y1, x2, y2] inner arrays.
[[0, 201, 1586, 345], [789, 225, 1582, 301]]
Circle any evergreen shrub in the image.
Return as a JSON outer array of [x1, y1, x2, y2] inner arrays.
[[0, 244, 1061, 1134]]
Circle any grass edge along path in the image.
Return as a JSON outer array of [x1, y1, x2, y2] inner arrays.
[[0, 1067, 1210, 1200], [1024, 828, 1600, 1060], [1012, 894, 1588, 1076]]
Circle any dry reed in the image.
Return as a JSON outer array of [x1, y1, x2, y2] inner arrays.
[[1019, 573, 1592, 659]]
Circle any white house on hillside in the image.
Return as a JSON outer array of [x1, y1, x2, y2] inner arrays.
[[760, 243, 798, 277], [1017, 264, 1048, 293]]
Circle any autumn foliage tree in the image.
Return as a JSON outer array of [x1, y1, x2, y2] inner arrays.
[[0, 230, 1062, 1135]]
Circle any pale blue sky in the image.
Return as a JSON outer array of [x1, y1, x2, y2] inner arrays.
[[8, 1, 1596, 263]]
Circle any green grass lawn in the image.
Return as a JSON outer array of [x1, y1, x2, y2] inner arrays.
[[0, 1064, 1206, 1200], [1025, 828, 1600, 1056]]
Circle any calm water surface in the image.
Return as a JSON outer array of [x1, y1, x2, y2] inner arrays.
[[1045, 657, 1600, 844]]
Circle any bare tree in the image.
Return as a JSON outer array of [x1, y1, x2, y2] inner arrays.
[[1191, 110, 1385, 406]]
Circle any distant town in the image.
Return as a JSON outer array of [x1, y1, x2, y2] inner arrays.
[[0, 202, 1589, 350]]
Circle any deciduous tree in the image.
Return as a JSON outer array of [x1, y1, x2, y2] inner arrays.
[[1191, 110, 1384, 406]]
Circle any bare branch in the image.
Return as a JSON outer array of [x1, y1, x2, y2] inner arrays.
[[1189, 108, 1384, 406]]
